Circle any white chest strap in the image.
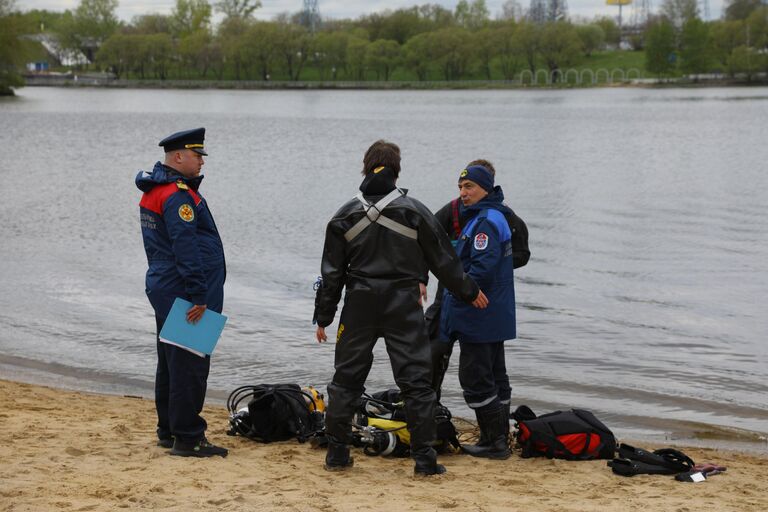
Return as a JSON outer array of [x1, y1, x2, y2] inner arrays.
[[344, 188, 418, 242]]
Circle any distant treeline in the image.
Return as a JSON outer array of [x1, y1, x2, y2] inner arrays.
[[2, 0, 768, 92]]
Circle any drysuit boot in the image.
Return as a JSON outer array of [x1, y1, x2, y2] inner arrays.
[[324, 438, 354, 472], [462, 406, 511, 460], [413, 446, 446, 476]]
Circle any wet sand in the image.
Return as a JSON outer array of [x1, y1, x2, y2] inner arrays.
[[1, 379, 767, 512]]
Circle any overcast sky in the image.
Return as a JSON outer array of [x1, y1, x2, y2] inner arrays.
[[17, 0, 724, 24]]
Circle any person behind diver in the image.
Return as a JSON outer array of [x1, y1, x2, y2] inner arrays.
[[438, 163, 522, 460]]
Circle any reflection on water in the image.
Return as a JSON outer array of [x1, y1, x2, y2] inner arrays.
[[1, 86, 767, 449]]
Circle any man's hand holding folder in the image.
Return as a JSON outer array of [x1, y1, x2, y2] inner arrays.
[[187, 304, 207, 324], [159, 298, 227, 358]]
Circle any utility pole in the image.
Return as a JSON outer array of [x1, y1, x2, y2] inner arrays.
[[302, 0, 320, 33]]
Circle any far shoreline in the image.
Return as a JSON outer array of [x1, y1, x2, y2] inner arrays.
[[17, 75, 768, 92]]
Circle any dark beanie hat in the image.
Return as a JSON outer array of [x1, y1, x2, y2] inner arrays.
[[458, 165, 494, 192]]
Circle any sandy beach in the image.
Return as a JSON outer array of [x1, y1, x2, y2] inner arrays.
[[1, 378, 766, 512]]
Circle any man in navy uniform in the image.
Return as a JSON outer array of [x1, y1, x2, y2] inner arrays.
[[136, 127, 227, 458]]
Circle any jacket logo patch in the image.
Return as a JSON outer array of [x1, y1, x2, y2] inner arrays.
[[474, 233, 489, 250], [178, 204, 195, 222], [337, 324, 345, 343]]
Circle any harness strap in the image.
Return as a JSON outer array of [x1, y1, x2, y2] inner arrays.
[[344, 189, 417, 241]]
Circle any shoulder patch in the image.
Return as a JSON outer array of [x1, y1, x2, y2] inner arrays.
[[474, 232, 489, 250], [178, 203, 195, 222], [176, 180, 189, 190]]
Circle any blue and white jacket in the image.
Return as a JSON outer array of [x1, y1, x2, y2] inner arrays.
[[440, 186, 516, 343]]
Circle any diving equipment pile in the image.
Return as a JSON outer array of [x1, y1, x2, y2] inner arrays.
[[226, 384, 460, 458], [226, 384, 325, 443], [349, 389, 460, 457]]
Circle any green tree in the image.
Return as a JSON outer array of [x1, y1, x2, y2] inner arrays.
[[96, 32, 132, 78], [215, 0, 260, 19], [315, 31, 348, 79], [576, 24, 605, 57], [538, 21, 581, 80], [725, 0, 762, 21], [727, 45, 760, 79], [172, 0, 212, 38], [473, 27, 498, 79], [244, 21, 278, 80], [145, 33, 174, 79], [594, 16, 620, 47], [513, 20, 540, 73], [274, 22, 311, 81], [178, 29, 217, 77], [747, 6, 768, 53], [679, 17, 711, 76], [709, 20, 746, 70], [495, 22, 524, 80], [372, 7, 427, 44], [645, 18, 677, 77], [417, 3, 455, 29], [0, 0, 26, 94], [56, 0, 120, 62], [402, 31, 433, 80], [365, 39, 400, 80], [500, 0, 523, 21], [347, 36, 369, 80], [129, 14, 172, 34], [218, 16, 250, 79], [455, 0, 490, 30], [431, 27, 473, 80], [660, 0, 699, 29]]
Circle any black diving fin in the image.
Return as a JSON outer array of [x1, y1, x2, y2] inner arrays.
[[608, 443, 695, 477], [617, 443, 694, 472]]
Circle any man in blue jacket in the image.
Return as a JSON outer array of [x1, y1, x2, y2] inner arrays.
[[136, 127, 227, 458], [440, 163, 517, 460]]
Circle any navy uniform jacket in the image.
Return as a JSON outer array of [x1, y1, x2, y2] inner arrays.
[[440, 187, 516, 343], [136, 162, 226, 319]]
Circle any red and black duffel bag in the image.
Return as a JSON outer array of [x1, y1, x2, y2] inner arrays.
[[513, 405, 616, 460]]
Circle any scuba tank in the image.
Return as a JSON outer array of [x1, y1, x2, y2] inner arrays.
[[355, 416, 410, 457]]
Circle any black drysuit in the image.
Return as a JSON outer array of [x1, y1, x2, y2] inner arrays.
[[314, 177, 479, 456]]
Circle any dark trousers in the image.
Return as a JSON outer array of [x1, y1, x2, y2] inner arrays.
[[149, 266, 224, 443], [325, 282, 437, 451], [155, 314, 211, 444], [458, 341, 511, 411]]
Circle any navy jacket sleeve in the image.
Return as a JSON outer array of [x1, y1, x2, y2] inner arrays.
[[162, 191, 208, 305], [465, 217, 503, 290]]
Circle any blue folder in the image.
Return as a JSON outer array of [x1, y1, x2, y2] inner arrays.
[[159, 298, 227, 358]]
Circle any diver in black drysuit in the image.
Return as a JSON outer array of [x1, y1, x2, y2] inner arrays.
[[313, 163, 483, 476]]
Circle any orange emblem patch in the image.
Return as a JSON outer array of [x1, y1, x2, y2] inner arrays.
[[178, 204, 195, 222]]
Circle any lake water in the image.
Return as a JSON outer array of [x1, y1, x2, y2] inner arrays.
[[1, 86, 766, 451]]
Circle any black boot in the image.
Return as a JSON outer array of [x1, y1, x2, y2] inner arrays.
[[324, 438, 354, 472], [462, 406, 511, 460], [170, 437, 228, 458], [413, 446, 447, 476]]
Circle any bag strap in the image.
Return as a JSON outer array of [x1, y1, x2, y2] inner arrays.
[[450, 197, 462, 239]]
